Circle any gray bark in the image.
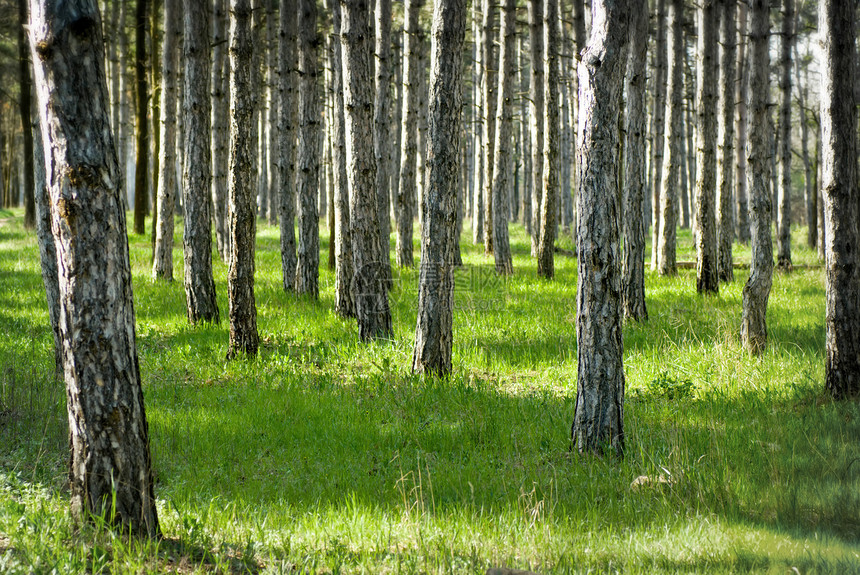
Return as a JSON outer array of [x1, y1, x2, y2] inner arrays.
[[741, 0, 772, 355], [537, 0, 559, 279], [18, 0, 35, 230], [265, 0, 279, 226], [795, 44, 815, 250], [734, 0, 749, 244], [716, 0, 736, 282], [211, 0, 230, 261], [133, 0, 149, 235], [776, 0, 794, 271], [412, 0, 465, 376], [820, 0, 860, 398], [471, 9, 483, 244], [481, 0, 495, 255], [649, 0, 667, 270], [519, 35, 531, 232], [29, 0, 159, 535], [622, 0, 648, 321], [342, 0, 393, 339], [572, 0, 628, 457], [279, 0, 298, 291], [491, 0, 515, 275], [529, 0, 544, 258], [374, 0, 393, 288]]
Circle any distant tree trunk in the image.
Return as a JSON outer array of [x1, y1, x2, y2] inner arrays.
[[795, 44, 815, 250], [776, 0, 794, 271], [623, 0, 648, 321], [391, 30, 403, 225], [296, 0, 321, 297], [396, 0, 423, 268], [741, 0, 772, 355], [695, 0, 719, 294], [119, 0, 132, 210], [149, 0, 161, 253], [572, 0, 628, 457], [18, 0, 35, 230], [342, 0, 393, 339], [481, 0, 496, 255], [519, 35, 532, 232], [265, 0, 279, 226], [471, 9, 484, 244], [559, 5, 573, 237], [412, 0, 465, 376], [29, 0, 159, 535], [329, 0, 355, 317], [374, 0, 393, 288], [211, 0, 229, 261], [108, 0, 121, 174], [650, 0, 667, 270], [152, 0, 180, 281], [537, 0, 558, 279], [182, 0, 220, 324], [226, 0, 259, 357], [133, 0, 149, 235], [279, 0, 298, 291], [716, 0, 736, 282], [658, 0, 683, 276], [820, 0, 860, 398], [491, 0, 515, 275], [734, 0, 750, 244], [529, 0, 544, 258]]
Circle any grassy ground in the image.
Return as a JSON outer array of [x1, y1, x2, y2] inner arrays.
[[0, 206, 858, 574]]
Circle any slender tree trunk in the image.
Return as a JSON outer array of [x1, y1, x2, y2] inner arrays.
[[374, 0, 393, 288], [279, 0, 298, 291], [796, 44, 816, 250], [342, 0, 394, 339], [734, 0, 750, 244], [296, 0, 321, 297], [150, 0, 161, 253], [29, 0, 159, 535], [133, 0, 149, 235], [183, 0, 219, 324], [820, 0, 860, 398], [623, 0, 648, 321], [650, 0, 667, 270], [529, 0, 544, 259], [559, 7, 573, 237], [537, 0, 558, 279], [471, 9, 484, 244], [695, 0, 719, 294], [572, 0, 628, 457], [266, 0, 279, 226], [210, 0, 229, 261], [18, 0, 35, 230], [741, 0, 773, 355], [491, 0, 515, 275], [776, 0, 794, 271], [391, 30, 403, 225], [119, 0, 132, 210], [152, 0, 180, 280], [412, 0, 465, 376], [717, 0, 736, 282], [481, 0, 496, 255]]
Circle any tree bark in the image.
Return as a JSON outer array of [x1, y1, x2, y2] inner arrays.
[[795, 43, 815, 250], [296, 0, 321, 297], [649, 0, 667, 270], [211, 0, 229, 262], [572, 0, 628, 457], [183, 0, 219, 324], [537, 0, 559, 279], [471, 9, 483, 244], [29, 0, 159, 535], [491, 0, 515, 275], [529, 0, 544, 258], [695, 0, 719, 294], [341, 0, 394, 339], [279, 0, 298, 291], [265, 0, 278, 226], [18, 0, 36, 230], [734, 0, 750, 244], [152, 0, 179, 281], [374, 0, 393, 288], [481, 0, 495, 255], [776, 0, 794, 271], [133, 0, 149, 235], [716, 0, 736, 282], [741, 0, 772, 355], [622, 0, 648, 321], [820, 0, 860, 398], [412, 0, 465, 376]]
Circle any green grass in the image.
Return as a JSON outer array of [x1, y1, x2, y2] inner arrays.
[[1, 208, 858, 574]]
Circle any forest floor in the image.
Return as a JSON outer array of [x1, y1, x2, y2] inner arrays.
[[0, 207, 858, 574]]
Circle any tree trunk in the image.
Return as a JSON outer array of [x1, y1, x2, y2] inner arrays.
[[149, 0, 161, 253], [650, 0, 667, 270], [211, 0, 229, 262], [695, 0, 719, 294], [481, 0, 495, 255], [396, 0, 423, 268], [374, 0, 393, 288], [279, 0, 298, 291], [716, 0, 736, 282], [537, 0, 558, 279], [491, 0, 515, 275], [29, 0, 159, 535], [776, 0, 794, 271], [529, 0, 544, 258], [820, 0, 860, 398], [133, 0, 149, 235], [183, 0, 220, 324], [296, 0, 321, 297], [471, 9, 483, 244], [391, 30, 403, 226], [734, 0, 750, 244], [119, 0, 132, 210], [412, 0, 465, 376], [741, 0, 773, 355], [265, 0, 279, 226], [623, 0, 648, 321], [559, 6, 573, 237], [152, 0, 179, 281], [519, 35, 531, 231], [18, 0, 35, 230], [342, 0, 394, 339], [572, 0, 628, 457], [796, 43, 816, 250]]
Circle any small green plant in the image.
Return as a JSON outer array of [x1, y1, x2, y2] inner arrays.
[[644, 371, 697, 400]]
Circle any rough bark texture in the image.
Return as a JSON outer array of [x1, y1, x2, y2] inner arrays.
[[329, 0, 355, 318], [776, 0, 794, 271], [118, 0, 131, 210], [182, 0, 219, 324], [481, 0, 495, 255], [412, 0, 465, 376], [296, 0, 321, 297], [694, 0, 719, 294], [716, 0, 736, 282], [133, 0, 148, 235], [741, 0, 772, 355], [342, 0, 393, 340], [278, 0, 298, 291], [734, 0, 750, 244], [622, 0, 648, 321], [374, 0, 393, 288], [491, 0, 515, 275], [528, 0, 544, 258], [18, 0, 36, 229], [537, 0, 558, 279], [396, 0, 423, 268], [572, 0, 628, 457], [796, 44, 815, 250], [820, 0, 860, 399], [29, 0, 159, 535], [657, 0, 683, 276], [227, 0, 259, 358], [152, 0, 179, 281], [211, 0, 229, 262], [471, 9, 483, 245], [649, 0, 667, 270]]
